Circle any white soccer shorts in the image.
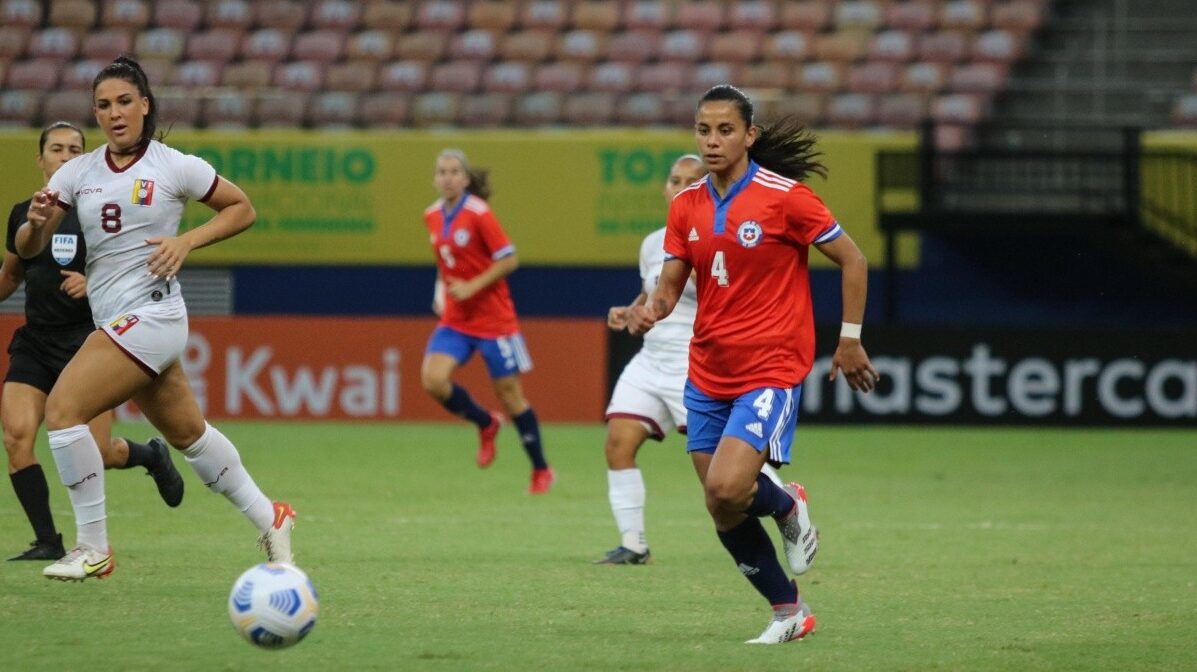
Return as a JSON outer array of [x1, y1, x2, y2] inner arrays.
[[99, 298, 188, 376], [604, 352, 688, 440]]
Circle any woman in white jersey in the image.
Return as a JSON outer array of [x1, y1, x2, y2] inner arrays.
[[596, 155, 706, 564], [17, 56, 295, 581]]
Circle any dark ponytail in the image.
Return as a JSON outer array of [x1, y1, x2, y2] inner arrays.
[[438, 149, 492, 200], [92, 55, 160, 150], [698, 85, 827, 182]]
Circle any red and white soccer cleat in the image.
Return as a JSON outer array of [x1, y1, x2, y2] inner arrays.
[[477, 412, 502, 468], [528, 467, 555, 495]]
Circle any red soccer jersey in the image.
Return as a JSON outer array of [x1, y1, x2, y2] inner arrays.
[[663, 162, 843, 399], [424, 193, 520, 338]]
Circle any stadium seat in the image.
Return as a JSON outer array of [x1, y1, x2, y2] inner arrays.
[[395, 32, 449, 61], [742, 61, 793, 90], [255, 0, 307, 32], [1, 0, 42, 28], [430, 61, 483, 93], [136, 28, 186, 62], [41, 90, 92, 123], [241, 29, 292, 63], [170, 60, 222, 87], [886, 1, 938, 31], [919, 31, 970, 62], [449, 29, 499, 61], [138, 59, 173, 87], [607, 30, 660, 62], [360, 91, 409, 127], [675, 0, 724, 31], [293, 30, 346, 63], [82, 29, 133, 62], [814, 32, 871, 62], [623, 1, 671, 30], [310, 0, 361, 31], [499, 31, 553, 62], [256, 90, 309, 127], [992, 1, 1044, 31], [826, 92, 877, 128], [378, 61, 429, 92], [1171, 93, 1197, 126], [972, 29, 1024, 62], [572, 1, 621, 31], [410, 92, 461, 127], [708, 30, 762, 62], [206, 0, 252, 30], [102, 0, 149, 29], [459, 92, 512, 127], [660, 30, 706, 62], [939, 0, 987, 31], [186, 30, 241, 63], [61, 60, 104, 90], [870, 30, 917, 62], [0, 26, 29, 60], [834, 1, 884, 31], [618, 92, 667, 126], [950, 62, 1008, 93], [901, 61, 949, 93], [555, 30, 608, 61], [779, 1, 831, 31], [153, 0, 201, 31], [308, 91, 359, 128], [513, 91, 563, 126], [468, 1, 517, 31], [29, 29, 80, 61], [222, 60, 273, 89], [848, 62, 899, 93], [326, 62, 377, 92], [49, 0, 96, 29], [346, 30, 395, 61], [637, 62, 690, 93], [7, 59, 60, 90], [692, 62, 739, 91], [934, 124, 971, 151], [932, 92, 988, 124], [416, 1, 466, 31], [764, 31, 812, 61], [483, 62, 531, 93], [729, 1, 777, 31], [155, 94, 200, 127], [796, 62, 846, 93], [522, 1, 568, 30], [534, 62, 585, 92], [201, 92, 251, 128], [588, 62, 634, 93], [0, 90, 41, 126], [564, 92, 617, 125], [771, 92, 826, 126], [273, 61, 325, 92], [362, 1, 412, 32], [877, 92, 930, 128]]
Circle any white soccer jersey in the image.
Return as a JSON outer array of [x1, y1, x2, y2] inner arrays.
[[639, 227, 697, 373], [49, 141, 218, 324]]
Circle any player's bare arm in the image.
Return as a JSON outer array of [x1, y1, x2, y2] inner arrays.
[[16, 189, 67, 258], [0, 250, 26, 301], [447, 252, 517, 301], [432, 270, 445, 315], [608, 292, 647, 330], [145, 177, 255, 280], [816, 232, 880, 393], [629, 258, 691, 335]]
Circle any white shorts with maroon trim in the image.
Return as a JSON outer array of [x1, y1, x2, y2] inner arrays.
[[100, 298, 187, 377], [605, 351, 688, 440]]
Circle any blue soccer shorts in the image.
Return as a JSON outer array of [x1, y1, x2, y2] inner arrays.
[[683, 379, 800, 465], [425, 325, 533, 379]]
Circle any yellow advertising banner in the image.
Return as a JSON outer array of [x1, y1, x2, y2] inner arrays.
[[0, 129, 916, 267]]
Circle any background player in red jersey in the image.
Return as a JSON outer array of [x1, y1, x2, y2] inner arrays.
[[421, 149, 553, 494], [629, 85, 880, 644]]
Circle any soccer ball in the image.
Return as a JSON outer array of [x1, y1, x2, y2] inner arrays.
[[228, 563, 319, 649]]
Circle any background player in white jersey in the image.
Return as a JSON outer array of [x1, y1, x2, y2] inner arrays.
[[596, 155, 705, 565], [17, 57, 294, 581], [2, 121, 184, 562]]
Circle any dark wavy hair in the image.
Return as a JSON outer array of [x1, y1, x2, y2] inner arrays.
[[92, 55, 160, 150], [438, 149, 492, 200], [698, 85, 827, 182], [38, 121, 86, 155]]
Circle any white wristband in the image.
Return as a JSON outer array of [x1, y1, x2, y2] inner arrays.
[[840, 322, 862, 340]]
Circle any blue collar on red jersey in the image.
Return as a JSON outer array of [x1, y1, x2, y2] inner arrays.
[[441, 191, 470, 237], [706, 160, 759, 235]]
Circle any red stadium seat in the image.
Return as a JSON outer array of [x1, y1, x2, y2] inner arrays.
[[155, 94, 200, 127], [742, 61, 793, 90], [82, 29, 133, 62], [395, 32, 449, 61], [499, 31, 553, 62], [102, 0, 149, 29], [7, 59, 60, 90], [826, 93, 877, 128], [362, 2, 412, 32], [814, 31, 871, 62], [764, 31, 812, 61], [293, 30, 346, 63], [449, 29, 499, 61], [410, 92, 461, 127], [222, 60, 273, 89], [202, 91, 252, 128], [513, 91, 563, 126], [416, 1, 466, 31], [346, 30, 395, 61], [932, 92, 988, 124], [431, 61, 483, 93], [637, 62, 690, 93], [137, 59, 172, 87], [623, 1, 671, 30], [273, 61, 325, 92], [795, 62, 846, 93], [460, 92, 513, 127], [555, 30, 608, 62], [206, 0, 252, 30], [588, 62, 634, 93], [834, 1, 884, 31], [886, 1, 938, 31], [900, 62, 948, 93], [534, 62, 584, 92], [607, 30, 660, 62], [170, 60, 222, 87], [310, 0, 361, 31], [0, 90, 41, 126], [187, 30, 241, 63], [847, 62, 899, 93], [522, 1, 568, 30], [326, 62, 377, 92], [564, 92, 617, 125], [1171, 94, 1197, 127], [692, 62, 740, 91], [660, 30, 706, 62], [675, 0, 723, 31], [256, 90, 309, 127], [779, 2, 831, 32], [939, 0, 987, 31], [378, 61, 429, 93], [1, 0, 42, 28], [308, 92, 359, 127], [29, 29, 80, 61], [919, 31, 969, 62], [241, 29, 292, 63], [61, 59, 104, 90], [42, 90, 92, 123], [360, 91, 409, 127], [770, 93, 826, 126], [972, 29, 1025, 62], [483, 62, 531, 93], [0, 26, 30, 60], [950, 62, 1008, 93], [468, 2, 517, 31], [153, 0, 201, 31], [255, 0, 307, 32], [709, 30, 762, 63], [729, 1, 776, 31], [877, 93, 929, 128], [49, 0, 96, 29], [870, 30, 917, 62], [992, 1, 1044, 31], [618, 93, 667, 126], [572, 1, 621, 31], [136, 28, 186, 62]]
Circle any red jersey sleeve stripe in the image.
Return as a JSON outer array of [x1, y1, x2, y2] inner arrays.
[[199, 175, 220, 203], [55, 198, 72, 211]]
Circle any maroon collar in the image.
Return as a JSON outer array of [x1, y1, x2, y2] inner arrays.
[[105, 143, 148, 173]]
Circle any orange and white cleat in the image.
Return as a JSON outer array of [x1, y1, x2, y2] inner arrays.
[[746, 598, 816, 644], [42, 544, 115, 582], [477, 412, 503, 468], [528, 467, 555, 495], [257, 501, 296, 564]]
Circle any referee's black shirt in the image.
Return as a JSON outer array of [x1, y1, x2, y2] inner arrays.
[[5, 200, 92, 329]]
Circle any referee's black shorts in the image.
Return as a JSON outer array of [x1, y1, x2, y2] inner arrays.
[[4, 324, 94, 395]]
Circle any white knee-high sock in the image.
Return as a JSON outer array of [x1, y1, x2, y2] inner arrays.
[[182, 423, 274, 533], [48, 424, 107, 551], [608, 468, 647, 553]]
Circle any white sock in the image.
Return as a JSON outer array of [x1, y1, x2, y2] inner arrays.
[[48, 425, 107, 551], [608, 468, 647, 553], [182, 423, 274, 533]]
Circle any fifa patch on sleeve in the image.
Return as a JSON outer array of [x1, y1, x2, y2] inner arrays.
[[132, 179, 155, 206]]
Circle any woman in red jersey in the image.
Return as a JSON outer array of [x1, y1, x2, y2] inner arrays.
[[629, 85, 879, 644], [421, 149, 553, 494]]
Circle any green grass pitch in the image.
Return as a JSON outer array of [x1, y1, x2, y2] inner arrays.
[[1, 422, 1194, 671]]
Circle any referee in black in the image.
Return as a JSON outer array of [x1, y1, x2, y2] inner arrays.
[[3, 122, 184, 561]]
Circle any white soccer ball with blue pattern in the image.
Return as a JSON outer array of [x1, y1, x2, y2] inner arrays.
[[228, 563, 319, 649]]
